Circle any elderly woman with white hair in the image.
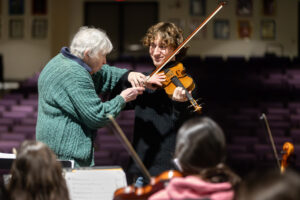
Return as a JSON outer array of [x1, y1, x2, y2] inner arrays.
[[36, 26, 161, 167]]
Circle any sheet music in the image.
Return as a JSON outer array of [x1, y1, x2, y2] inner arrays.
[[0, 153, 15, 159], [64, 167, 127, 200]]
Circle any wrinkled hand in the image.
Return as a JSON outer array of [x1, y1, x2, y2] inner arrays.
[[128, 72, 146, 87], [144, 73, 166, 90], [172, 87, 188, 102], [120, 87, 145, 102]]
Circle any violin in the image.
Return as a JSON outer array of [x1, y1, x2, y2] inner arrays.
[[147, 2, 226, 114], [280, 141, 294, 173], [107, 114, 182, 200], [113, 170, 182, 200], [160, 62, 201, 113]]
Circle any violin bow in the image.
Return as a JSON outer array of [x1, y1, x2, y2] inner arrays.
[[107, 114, 152, 182], [147, 1, 226, 81], [260, 113, 281, 169]]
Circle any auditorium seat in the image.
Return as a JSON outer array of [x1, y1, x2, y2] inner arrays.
[[98, 143, 125, 162], [119, 110, 135, 120], [19, 99, 38, 107], [94, 150, 114, 166], [290, 115, 300, 128], [0, 118, 14, 127], [0, 99, 18, 107], [115, 151, 130, 169], [232, 136, 259, 146], [12, 125, 36, 139], [0, 141, 21, 153], [135, 63, 153, 73], [227, 144, 248, 154], [0, 125, 8, 132], [253, 144, 273, 160], [113, 61, 134, 70], [0, 132, 26, 141], [2, 111, 28, 124], [2, 93, 24, 101], [290, 129, 300, 143], [20, 117, 37, 126], [10, 105, 34, 113]]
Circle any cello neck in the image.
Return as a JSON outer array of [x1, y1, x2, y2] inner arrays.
[[107, 114, 152, 181]]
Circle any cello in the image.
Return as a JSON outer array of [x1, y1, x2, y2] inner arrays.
[[260, 113, 295, 173], [107, 114, 182, 200]]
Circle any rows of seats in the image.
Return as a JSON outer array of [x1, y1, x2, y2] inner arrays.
[[0, 92, 38, 153], [0, 55, 299, 177]]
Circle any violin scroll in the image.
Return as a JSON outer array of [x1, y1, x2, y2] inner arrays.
[[280, 142, 294, 173]]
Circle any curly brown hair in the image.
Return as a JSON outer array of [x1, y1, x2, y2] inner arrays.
[[142, 22, 188, 61], [7, 140, 70, 200]]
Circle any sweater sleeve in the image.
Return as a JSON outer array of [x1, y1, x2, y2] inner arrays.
[[62, 69, 126, 130], [93, 64, 128, 94]]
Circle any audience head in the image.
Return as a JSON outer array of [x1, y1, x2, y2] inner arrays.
[[175, 117, 226, 173], [70, 26, 113, 59], [7, 140, 70, 200], [236, 169, 300, 200], [175, 117, 240, 186]]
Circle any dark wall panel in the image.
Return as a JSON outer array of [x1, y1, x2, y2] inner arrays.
[[84, 2, 158, 59]]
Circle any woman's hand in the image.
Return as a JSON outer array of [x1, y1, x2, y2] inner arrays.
[[144, 73, 166, 90], [128, 72, 146, 87], [120, 87, 145, 102]]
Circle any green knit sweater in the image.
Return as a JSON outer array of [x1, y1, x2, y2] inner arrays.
[[36, 52, 127, 167]]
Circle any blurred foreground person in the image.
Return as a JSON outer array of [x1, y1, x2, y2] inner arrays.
[[7, 140, 70, 200], [149, 117, 240, 200], [235, 169, 300, 200]]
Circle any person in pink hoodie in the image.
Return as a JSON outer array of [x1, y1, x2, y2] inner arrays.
[[149, 117, 240, 200]]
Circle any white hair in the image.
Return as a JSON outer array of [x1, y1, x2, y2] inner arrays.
[[70, 26, 113, 59]]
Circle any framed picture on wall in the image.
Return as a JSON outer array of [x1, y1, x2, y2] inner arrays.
[[9, 0, 24, 15], [9, 19, 24, 39], [263, 0, 276, 16], [32, 0, 47, 15], [32, 19, 47, 39], [213, 19, 230, 39], [238, 20, 252, 39], [190, 0, 206, 16], [261, 19, 275, 40], [236, 0, 252, 16]]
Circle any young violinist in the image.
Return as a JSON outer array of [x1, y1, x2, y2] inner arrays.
[[111, 22, 197, 186], [149, 117, 240, 200], [117, 22, 201, 185]]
